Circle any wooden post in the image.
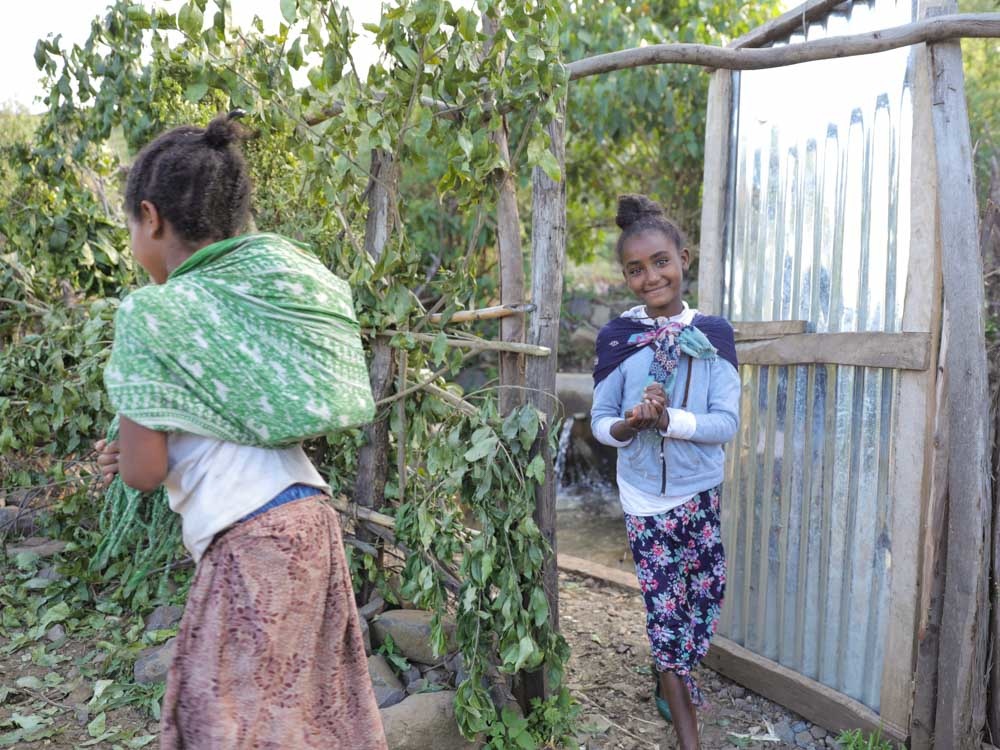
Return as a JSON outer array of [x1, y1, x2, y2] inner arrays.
[[697, 69, 732, 315], [928, 2, 993, 743], [354, 149, 399, 601], [880, 36, 943, 733], [483, 15, 527, 417], [520, 94, 567, 704]]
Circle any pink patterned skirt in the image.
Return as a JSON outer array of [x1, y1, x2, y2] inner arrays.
[[159, 497, 387, 749]]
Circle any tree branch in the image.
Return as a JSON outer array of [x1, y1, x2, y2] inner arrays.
[[566, 13, 1000, 80]]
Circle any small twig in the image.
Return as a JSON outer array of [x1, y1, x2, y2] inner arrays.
[[573, 690, 652, 746]]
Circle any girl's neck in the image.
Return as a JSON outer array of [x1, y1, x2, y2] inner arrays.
[[645, 300, 688, 320]]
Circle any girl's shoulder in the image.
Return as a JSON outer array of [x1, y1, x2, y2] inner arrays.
[[690, 314, 738, 370]]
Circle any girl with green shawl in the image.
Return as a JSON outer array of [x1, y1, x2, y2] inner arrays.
[[94, 114, 387, 749]]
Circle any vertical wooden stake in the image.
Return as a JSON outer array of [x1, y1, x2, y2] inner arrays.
[[483, 15, 527, 417], [927, 13, 993, 745], [519, 93, 568, 706], [355, 149, 399, 602]]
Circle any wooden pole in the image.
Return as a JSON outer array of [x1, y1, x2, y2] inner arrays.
[[520, 93, 567, 705], [354, 149, 399, 602], [426, 303, 534, 325], [565, 14, 1000, 79], [483, 15, 528, 418], [928, 3, 993, 743], [376, 330, 550, 356]]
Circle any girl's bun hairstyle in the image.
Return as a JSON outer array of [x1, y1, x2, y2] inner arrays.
[[124, 112, 252, 244], [203, 109, 248, 149], [614, 193, 686, 262], [615, 194, 665, 230]]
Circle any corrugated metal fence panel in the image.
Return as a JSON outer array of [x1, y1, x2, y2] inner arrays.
[[718, 0, 914, 712]]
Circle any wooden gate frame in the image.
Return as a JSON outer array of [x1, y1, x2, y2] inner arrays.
[[690, 0, 991, 744]]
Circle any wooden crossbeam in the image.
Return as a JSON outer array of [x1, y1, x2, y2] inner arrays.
[[566, 14, 1000, 79]]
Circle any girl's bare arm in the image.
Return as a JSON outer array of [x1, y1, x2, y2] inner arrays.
[[117, 416, 169, 492]]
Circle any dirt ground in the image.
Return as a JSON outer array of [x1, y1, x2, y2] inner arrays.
[[1, 567, 833, 749], [560, 572, 836, 750]]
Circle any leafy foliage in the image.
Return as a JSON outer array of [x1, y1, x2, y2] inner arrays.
[[3, 0, 575, 743]]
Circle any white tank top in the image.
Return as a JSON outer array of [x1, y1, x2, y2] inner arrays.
[[163, 432, 327, 563]]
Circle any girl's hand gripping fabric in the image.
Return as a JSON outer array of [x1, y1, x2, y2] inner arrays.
[[94, 439, 120, 486]]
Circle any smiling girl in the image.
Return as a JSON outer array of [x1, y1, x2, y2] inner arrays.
[[590, 194, 740, 749]]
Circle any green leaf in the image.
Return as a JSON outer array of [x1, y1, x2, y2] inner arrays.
[[39, 601, 70, 629], [464, 435, 497, 462], [177, 2, 204, 36], [527, 44, 545, 61], [15, 676, 43, 690], [280, 0, 297, 25], [430, 331, 448, 364], [86, 712, 106, 738], [184, 81, 209, 103], [526, 454, 545, 483], [287, 38, 303, 69]]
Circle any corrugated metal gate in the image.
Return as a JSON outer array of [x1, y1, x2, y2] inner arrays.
[[717, 0, 915, 712]]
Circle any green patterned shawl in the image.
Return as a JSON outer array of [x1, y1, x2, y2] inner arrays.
[[104, 232, 374, 442], [93, 233, 373, 585]]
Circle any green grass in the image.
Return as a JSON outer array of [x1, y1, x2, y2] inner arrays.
[[836, 728, 897, 750]]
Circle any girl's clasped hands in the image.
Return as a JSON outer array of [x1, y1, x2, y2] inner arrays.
[[624, 382, 670, 432]]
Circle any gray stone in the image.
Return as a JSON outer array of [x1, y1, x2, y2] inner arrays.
[[402, 665, 422, 689], [358, 593, 385, 621], [590, 303, 613, 328], [729, 685, 747, 699], [811, 726, 828, 740], [795, 730, 814, 747], [582, 713, 613, 736], [423, 667, 449, 686], [567, 296, 592, 319], [144, 605, 184, 632], [5, 536, 67, 558], [445, 651, 469, 687], [793, 721, 809, 733], [360, 617, 372, 655], [367, 654, 405, 709], [556, 372, 594, 417], [45, 624, 66, 642], [569, 325, 599, 349], [38, 565, 64, 581], [371, 609, 457, 665], [405, 678, 428, 695], [0, 505, 40, 535], [67, 681, 92, 706], [134, 638, 177, 685], [379, 691, 477, 750], [773, 720, 795, 745]]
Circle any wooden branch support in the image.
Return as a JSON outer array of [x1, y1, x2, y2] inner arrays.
[[426, 304, 536, 325], [419, 381, 478, 416], [566, 14, 1000, 79], [378, 329, 551, 357]]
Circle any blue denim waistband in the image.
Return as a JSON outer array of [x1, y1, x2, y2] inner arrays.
[[237, 483, 324, 524]]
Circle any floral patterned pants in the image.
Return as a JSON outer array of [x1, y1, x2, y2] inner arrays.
[[624, 486, 726, 703]]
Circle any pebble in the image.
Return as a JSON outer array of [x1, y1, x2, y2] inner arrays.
[[773, 719, 795, 745], [144, 604, 184, 632], [792, 720, 809, 733], [45, 624, 66, 642], [133, 638, 177, 685], [811, 725, 828, 740], [795, 730, 814, 746], [729, 685, 747, 698]]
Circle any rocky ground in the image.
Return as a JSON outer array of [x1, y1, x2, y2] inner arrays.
[[1, 536, 846, 749]]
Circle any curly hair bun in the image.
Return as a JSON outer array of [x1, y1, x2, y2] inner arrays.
[[615, 194, 665, 230], [203, 114, 243, 149]]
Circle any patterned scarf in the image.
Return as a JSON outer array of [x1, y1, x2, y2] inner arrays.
[[593, 310, 738, 396], [104, 232, 374, 443]]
